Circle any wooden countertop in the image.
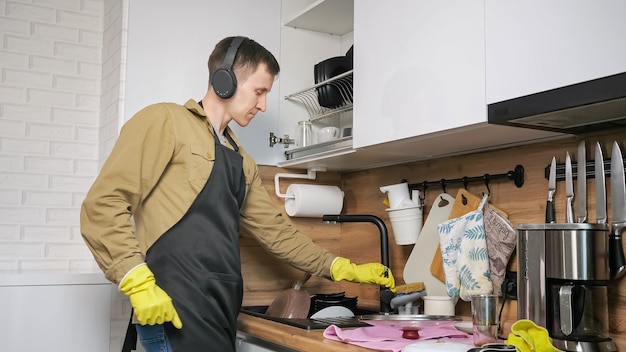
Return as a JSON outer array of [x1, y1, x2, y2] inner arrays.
[[239, 312, 626, 351], [237, 313, 378, 352], [237, 312, 477, 351]]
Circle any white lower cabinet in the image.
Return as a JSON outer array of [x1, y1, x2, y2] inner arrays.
[[236, 331, 298, 352], [0, 273, 112, 352]]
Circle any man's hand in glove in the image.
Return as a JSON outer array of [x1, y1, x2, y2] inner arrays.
[[119, 263, 183, 329], [330, 257, 396, 293]]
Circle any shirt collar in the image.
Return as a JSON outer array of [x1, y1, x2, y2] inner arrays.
[[184, 99, 205, 115], [184, 99, 243, 150]]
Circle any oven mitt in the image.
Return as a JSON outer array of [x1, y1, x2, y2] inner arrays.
[[119, 263, 183, 328], [483, 205, 517, 296], [505, 319, 562, 352], [438, 193, 493, 301]]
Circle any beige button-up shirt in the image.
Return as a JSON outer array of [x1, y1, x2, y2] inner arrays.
[[80, 99, 335, 284]]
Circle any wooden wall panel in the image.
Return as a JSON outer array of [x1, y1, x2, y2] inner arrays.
[[338, 128, 626, 344], [243, 128, 626, 347], [241, 166, 343, 306]]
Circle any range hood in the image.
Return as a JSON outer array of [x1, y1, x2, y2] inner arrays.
[[488, 72, 626, 133]]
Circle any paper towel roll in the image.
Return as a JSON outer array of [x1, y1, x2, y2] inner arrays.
[[284, 184, 344, 217]]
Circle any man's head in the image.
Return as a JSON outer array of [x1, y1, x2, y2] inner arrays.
[[206, 36, 280, 128], [208, 36, 280, 95]]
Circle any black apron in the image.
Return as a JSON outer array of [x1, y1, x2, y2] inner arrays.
[[145, 129, 246, 351]]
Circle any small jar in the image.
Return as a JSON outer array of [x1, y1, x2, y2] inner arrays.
[[297, 121, 312, 147]]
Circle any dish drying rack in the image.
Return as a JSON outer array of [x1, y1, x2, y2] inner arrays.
[[285, 70, 353, 122]]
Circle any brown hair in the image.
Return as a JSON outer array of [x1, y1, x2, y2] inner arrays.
[[208, 36, 280, 83]]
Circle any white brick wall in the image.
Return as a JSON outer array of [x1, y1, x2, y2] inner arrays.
[[0, 0, 107, 272], [1, 1, 132, 350]]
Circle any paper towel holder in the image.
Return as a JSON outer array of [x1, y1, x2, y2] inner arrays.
[[274, 167, 328, 199]]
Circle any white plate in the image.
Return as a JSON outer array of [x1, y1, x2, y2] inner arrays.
[[454, 321, 473, 334], [310, 306, 355, 319]]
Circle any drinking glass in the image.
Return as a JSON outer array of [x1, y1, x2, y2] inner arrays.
[[471, 294, 499, 346]]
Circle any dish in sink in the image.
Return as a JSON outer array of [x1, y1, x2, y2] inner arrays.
[[357, 314, 462, 329], [309, 306, 355, 319]]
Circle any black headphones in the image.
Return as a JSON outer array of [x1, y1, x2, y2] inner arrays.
[[212, 36, 247, 99]]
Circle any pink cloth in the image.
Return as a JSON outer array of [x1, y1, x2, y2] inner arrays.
[[323, 320, 473, 352]]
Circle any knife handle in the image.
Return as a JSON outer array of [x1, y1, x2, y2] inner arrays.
[[546, 200, 556, 223], [609, 226, 626, 279]]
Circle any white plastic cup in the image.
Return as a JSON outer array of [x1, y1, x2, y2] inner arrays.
[[386, 205, 423, 245], [380, 182, 411, 209], [423, 295, 456, 316]]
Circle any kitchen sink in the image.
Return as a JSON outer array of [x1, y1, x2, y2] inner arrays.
[[240, 305, 377, 330]]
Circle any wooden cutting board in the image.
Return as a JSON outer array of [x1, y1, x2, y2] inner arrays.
[[403, 193, 455, 297], [429, 189, 508, 282]]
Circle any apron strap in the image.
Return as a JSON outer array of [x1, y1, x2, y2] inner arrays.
[[121, 309, 137, 352], [223, 130, 239, 152]]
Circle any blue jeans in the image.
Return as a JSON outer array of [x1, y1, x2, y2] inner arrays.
[[135, 324, 172, 352]]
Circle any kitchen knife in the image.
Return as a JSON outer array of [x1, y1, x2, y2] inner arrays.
[[576, 141, 587, 223], [610, 141, 626, 279], [596, 142, 607, 224], [546, 157, 556, 223], [565, 152, 574, 223]]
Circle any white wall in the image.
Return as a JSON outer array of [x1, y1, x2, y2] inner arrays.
[[123, 0, 282, 165], [0, 1, 134, 349], [99, 0, 128, 163], [0, 0, 105, 272]]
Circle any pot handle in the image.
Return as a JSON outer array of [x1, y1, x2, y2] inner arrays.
[[609, 224, 626, 279], [558, 285, 573, 336], [293, 272, 312, 290]]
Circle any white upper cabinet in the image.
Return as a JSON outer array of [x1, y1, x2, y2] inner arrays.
[[278, 0, 560, 171], [486, 0, 626, 104], [283, 0, 354, 35], [353, 0, 488, 148]]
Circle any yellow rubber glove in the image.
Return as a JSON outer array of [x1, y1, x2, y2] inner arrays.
[[330, 257, 396, 293], [119, 263, 183, 329], [505, 319, 561, 352]]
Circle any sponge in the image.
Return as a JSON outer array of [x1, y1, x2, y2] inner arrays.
[[396, 282, 425, 294]]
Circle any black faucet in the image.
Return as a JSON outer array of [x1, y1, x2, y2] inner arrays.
[[322, 214, 393, 314]]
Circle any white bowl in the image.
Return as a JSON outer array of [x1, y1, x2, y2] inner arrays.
[[423, 295, 456, 316]]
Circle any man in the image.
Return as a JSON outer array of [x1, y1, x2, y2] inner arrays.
[[80, 36, 395, 352]]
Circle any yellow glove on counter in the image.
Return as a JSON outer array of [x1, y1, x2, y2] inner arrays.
[[119, 263, 183, 329], [330, 257, 396, 293], [505, 319, 561, 352]]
